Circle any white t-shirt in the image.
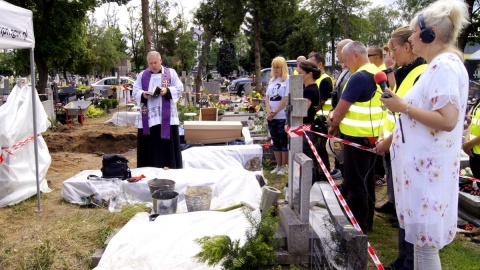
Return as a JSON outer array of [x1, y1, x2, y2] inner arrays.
[[266, 76, 289, 119]]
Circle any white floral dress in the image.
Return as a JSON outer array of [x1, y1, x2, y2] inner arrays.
[[390, 52, 469, 249]]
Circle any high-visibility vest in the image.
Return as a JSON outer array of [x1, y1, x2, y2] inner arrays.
[[339, 63, 384, 137], [381, 64, 427, 138], [316, 73, 334, 116], [470, 102, 480, 154]]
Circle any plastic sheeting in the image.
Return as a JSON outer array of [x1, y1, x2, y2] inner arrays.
[[95, 209, 259, 270], [62, 167, 263, 212], [0, 84, 51, 207], [182, 144, 262, 170]]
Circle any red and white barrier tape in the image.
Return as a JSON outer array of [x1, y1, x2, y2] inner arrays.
[[459, 175, 480, 183], [308, 128, 377, 154], [285, 125, 310, 138], [182, 91, 266, 100], [0, 134, 40, 165], [301, 129, 385, 270]]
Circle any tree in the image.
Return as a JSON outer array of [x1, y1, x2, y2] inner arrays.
[[394, 0, 478, 52], [217, 40, 238, 77], [141, 0, 152, 58], [126, 4, 144, 73], [243, 0, 299, 90], [366, 6, 401, 47], [309, 0, 371, 70], [285, 9, 322, 60], [193, 0, 246, 93], [175, 32, 197, 72], [4, 0, 130, 93]]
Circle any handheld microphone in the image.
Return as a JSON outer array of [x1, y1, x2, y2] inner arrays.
[[374, 72, 391, 98]]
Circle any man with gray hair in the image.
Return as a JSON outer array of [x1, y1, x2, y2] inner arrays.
[[327, 41, 385, 233], [293, 55, 306, 75], [133, 51, 184, 169]]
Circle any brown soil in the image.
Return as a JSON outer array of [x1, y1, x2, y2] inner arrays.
[[44, 114, 139, 180]]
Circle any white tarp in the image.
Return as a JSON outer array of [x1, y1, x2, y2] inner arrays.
[[95, 210, 258, 270], [62, 167, 263, 212], [0, 1, 35, 49], [182, 144, 262, 170], [0, 84, 51, 207]]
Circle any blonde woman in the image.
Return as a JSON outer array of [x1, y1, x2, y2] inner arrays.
[[265, 56, 290, 175], [376, 26, 428, 270], [381, 0, 470, 268]]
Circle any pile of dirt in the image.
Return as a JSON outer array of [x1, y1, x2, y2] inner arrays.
[[44, 119, 137, 154], [44, 115, 139, 189]]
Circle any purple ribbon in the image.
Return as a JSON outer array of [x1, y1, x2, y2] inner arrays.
[[141, 67, 172, 138], [161, 68, 171, 139]]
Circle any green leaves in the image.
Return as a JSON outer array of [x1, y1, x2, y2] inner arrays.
[[194, 208, 280, 269]]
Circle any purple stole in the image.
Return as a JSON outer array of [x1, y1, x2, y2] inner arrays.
[[141, 67, 172, 138]]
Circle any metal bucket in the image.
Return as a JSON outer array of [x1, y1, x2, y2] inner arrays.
[[184, 186, 212, 212], [147, 179, 175, 195], [152, 191, 178, 215]]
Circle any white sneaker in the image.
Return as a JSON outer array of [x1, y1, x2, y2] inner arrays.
[[271, 166, 281, 174], [277, 166, 286, 175]]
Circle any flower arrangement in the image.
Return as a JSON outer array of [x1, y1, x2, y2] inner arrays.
[[250, 90, 264, 99], [110, 85, 118, 91], [241, 103, 260, 113], [215, 102, 227, 115]]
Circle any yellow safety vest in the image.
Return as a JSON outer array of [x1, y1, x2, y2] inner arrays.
[[315, 73, 334, 116], [381, 64, 427, 138], [339, 63, 384, 137], [470, 102, 480, 154]]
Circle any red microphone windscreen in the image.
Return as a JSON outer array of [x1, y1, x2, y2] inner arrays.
[[374, 72, 388, 84]]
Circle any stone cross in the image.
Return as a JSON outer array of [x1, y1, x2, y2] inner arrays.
[[278, 74, 312, 255], [286, 74, 311, 222]]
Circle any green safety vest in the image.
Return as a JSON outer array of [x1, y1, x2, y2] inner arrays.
[[470, 102, 480, 154], [316, 73, 334, 116], [381, 64, 427, 138], [339, 63, 384, 137]]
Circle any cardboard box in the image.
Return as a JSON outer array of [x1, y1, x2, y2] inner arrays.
[[184, 121, 243, 144], [199, 107, 218, 121]]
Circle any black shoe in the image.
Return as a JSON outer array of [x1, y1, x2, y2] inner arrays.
[[375, 201, 396, 215], [384, 258, 405, 270]]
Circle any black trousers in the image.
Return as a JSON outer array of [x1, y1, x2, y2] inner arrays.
[[137, 124, 183, 169], [341, 134, 376, 232], [469, 152, 480, 178]]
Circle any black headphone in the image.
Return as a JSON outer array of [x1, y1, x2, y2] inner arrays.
[[418, 13, 435, 43]]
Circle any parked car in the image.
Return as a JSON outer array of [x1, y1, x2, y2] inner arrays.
[[228, 77, 253, 97], [90, 76, 135, 95]]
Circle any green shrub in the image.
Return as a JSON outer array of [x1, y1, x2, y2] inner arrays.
[[110, 99, 118, 108]]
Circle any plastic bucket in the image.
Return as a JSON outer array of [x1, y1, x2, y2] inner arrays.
[[152, 191, 178, 215], [147, 179, 175, 195], [184, 186, 212, 212]]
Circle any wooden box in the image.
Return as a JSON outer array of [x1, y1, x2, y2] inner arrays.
[[184, 121, 243, 144]]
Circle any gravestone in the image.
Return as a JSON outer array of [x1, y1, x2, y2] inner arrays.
[[204, 81, 221, 103], [278, 74, 311, 255]]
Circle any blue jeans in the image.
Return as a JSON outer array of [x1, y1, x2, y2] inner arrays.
[[268, 119, 288, 152]]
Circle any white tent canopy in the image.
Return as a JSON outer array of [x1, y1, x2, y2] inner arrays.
[[0, 1, 47, 210], [0, 1, 35, 49]]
